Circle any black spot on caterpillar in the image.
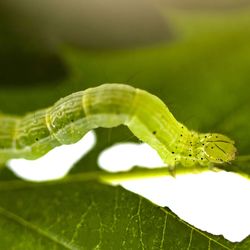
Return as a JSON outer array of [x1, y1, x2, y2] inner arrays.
[[0, 84, 236, 167]]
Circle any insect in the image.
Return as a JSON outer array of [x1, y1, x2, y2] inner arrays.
[[0, 84, 236, 168]]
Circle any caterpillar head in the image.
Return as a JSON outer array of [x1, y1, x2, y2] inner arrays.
[[201, 133, 236, 164]]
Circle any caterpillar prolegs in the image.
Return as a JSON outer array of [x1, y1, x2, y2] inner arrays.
[[0, 84, 236, 168]]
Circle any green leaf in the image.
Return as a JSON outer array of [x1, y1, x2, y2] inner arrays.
[[1, 7, 250, 250], [0, 179, 236, 250]]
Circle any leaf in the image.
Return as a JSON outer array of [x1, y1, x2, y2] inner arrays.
[[0, 179, 236, 250], [1, 7, 250, 250]]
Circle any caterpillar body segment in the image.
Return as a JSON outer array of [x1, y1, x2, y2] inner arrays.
[[0, 84, 236, 168]]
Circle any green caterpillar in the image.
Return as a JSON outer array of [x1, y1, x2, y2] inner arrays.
[[0, 84, 236, 168]]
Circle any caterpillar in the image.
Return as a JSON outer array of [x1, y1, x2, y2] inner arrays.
[[0, 84, 236, 168]]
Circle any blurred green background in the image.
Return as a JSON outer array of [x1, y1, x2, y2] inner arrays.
[[0, 0, 250, 171]]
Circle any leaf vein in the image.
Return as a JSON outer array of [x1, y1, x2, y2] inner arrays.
[[160, 213, 168, 250], [69, 203, 94, 245], [160, 207, 232, 250], [137, 197, 145, 250], [0, 206, 72, 249], [186, 228, 193, 250]]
